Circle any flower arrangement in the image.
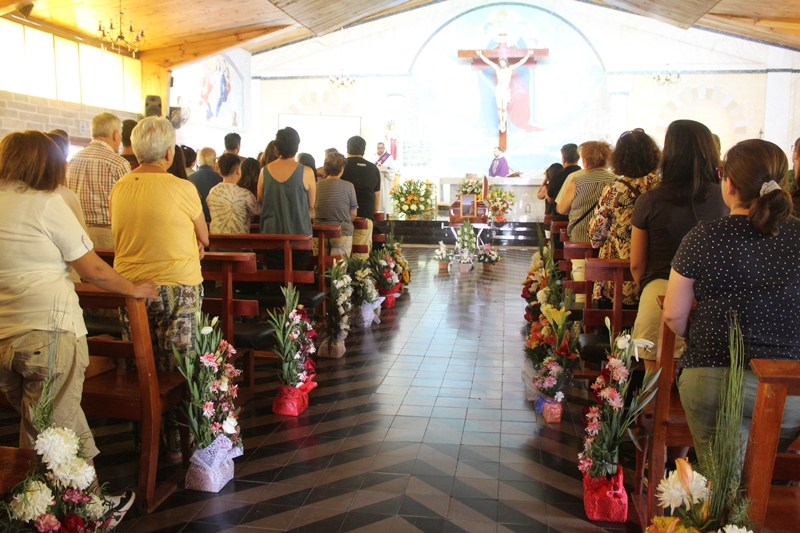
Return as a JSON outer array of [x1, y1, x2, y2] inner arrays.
[[646, 313, 753, 533], [455, 249, 473, 264], [390, 179, 436, 217], [578, 320, 658, 479], [173, 315, 242, 451], [324, 259, 353, 341], [0, 327, 126, 531], [347, 255, 383, 327], [521, 240, 562, 323], [433, 241, 452, 263], [577, 320, 659, 522], [457, 178, 483, 200], [486, 185, 516, 222], [526, 306, 581, 386], [369, 249, 401, 290], [476, 244, 503, 265], [267, 284, 318, 416], [382, 233, 411, 285], [369, 249, 402, 308], [320, 259, 353, 358], [456, 220, 477, 255], [347, 256, 380, 309]]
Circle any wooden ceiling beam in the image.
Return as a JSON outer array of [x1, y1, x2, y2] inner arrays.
[[271, 0, 410, 36], [599, 0, 722, 29], [0, 0, 31, 17], [137, 25, 289, 69], [709, 14, 800, 36]]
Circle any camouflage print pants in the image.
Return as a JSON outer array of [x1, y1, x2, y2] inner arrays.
[[121, 284, 203, 372]]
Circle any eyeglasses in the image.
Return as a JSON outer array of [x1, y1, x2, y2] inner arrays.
[[620, 128, 644, 138], [716, 165, 727, 181]]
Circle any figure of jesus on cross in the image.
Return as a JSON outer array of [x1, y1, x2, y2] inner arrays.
[[476, 50, 531, 133], [458, 40, 548, 150]]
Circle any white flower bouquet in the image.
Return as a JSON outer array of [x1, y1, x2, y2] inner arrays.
[[433, 241, 452, 263], [0, 328, 131, 530], [346, 256, 384, 327], [457, 178, 483, 199], [476, 244, 503, 265], [319, 259, 353, 358], [173, 314, 243, 492]]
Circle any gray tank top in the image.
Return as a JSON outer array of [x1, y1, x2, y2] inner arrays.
[[259, 164, 312, 236]]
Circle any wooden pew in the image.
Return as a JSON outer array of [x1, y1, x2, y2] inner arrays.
[[200, 252, 261, 403], [562, 241, 597, 295], [743, 359, 800, 532], [0, 447, 35, 494], [312, 223, 343, 317], [631, 295, 693, 527], [207, 233, 325, 313], [75, 284, 189, 513], [550, 221, 568, 260]]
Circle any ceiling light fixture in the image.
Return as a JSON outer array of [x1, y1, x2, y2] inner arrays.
[[329, 28, 355, 91], [652, 64, 680, 87], [98, 0, 144, 57]]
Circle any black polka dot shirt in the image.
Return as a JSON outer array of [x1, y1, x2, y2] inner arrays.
[[672, 215, 800, 368]]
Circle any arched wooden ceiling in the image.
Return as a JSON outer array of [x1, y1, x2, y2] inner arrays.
[[0, 0, 798, 69]]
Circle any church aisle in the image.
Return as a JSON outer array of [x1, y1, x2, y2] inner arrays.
[[0, 247, 639, 532]]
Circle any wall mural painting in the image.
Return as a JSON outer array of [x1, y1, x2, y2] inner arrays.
[[410, 5, 609, 176], [170, 54, 244, 129]]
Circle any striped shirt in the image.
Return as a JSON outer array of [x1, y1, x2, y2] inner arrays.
[[67, 140, 130, 226], [568, 168, 616, 242], [314, 179, 358, 236]]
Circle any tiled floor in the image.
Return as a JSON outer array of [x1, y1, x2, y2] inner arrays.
[[0, 246, 640, 532]]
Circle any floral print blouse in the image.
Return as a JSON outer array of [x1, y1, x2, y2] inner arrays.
[[588, 172, 661, 304]]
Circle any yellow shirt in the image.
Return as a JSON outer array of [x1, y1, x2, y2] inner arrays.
[[110, 172, 203, 286]]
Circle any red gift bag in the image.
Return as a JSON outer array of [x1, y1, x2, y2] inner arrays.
[[378, 283, 402, 309], [542, 401, 563, 423], [272, 379, 318, 416], [583, 467, 628, 522]]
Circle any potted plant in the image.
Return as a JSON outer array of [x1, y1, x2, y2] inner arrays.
[[455, 248, 473, 273], [347, 255, 383, 327], [476, 243, 503, 271], [578, 318, 658, 522], [433, 241, 452, 272], [319, 259, 352, 359], [369, 249, 401, 308], [173, 314, 243, 492], [266, 284, 318, 416]]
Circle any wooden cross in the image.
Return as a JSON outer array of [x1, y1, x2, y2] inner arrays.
[[458, 41, 548, 151]]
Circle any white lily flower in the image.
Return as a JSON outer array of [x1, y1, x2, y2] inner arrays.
[[632, 338, 654, 361]]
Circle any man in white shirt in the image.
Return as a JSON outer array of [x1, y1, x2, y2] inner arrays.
[[375, 142, 395, 215]]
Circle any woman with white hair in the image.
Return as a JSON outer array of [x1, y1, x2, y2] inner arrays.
[[110, 117, 208, 372], [110, 117, 208, 460]]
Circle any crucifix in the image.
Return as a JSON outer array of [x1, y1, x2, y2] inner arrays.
[[458, 38, 548, 151]]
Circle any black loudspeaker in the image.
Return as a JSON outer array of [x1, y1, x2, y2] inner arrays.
[[144, 95, 162, 117]]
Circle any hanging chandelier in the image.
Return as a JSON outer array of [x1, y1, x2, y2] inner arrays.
[[98, 0, 145, 56], [652, 66, 680, 87], [330, 69, 356, 91]]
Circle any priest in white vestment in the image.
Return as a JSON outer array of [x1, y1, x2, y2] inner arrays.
[[375, 142, 396, 215]]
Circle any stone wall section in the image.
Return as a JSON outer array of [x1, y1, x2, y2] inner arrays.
[[0, 90, 138, 141]]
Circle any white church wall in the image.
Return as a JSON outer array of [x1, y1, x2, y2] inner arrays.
[[250, 0, 800, 183]]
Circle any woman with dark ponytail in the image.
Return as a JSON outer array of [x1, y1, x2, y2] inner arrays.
[[663, 138, 800, 453]]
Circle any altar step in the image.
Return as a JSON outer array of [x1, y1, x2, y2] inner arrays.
[[375, 220, 544, 247]]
